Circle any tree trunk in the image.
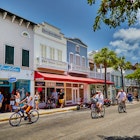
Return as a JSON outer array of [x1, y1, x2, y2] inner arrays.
[[104, 66, 107, 98], [121, 69, 124, 90]]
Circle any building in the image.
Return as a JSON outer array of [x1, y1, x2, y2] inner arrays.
[[34, 22, 68, 108], [0, 8, 36, 101]]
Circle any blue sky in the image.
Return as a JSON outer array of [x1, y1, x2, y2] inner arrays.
[[1, 0, 140, 64]]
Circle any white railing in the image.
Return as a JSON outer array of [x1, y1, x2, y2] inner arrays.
[[68, 63, 90, 74], [36, 57, 68, 71], [89, 71, 110, 80]]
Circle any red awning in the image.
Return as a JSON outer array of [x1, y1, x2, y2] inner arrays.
[[35, 71, 114, 85]]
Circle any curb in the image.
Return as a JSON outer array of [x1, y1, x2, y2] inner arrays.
[[0, 107, 77, 123]]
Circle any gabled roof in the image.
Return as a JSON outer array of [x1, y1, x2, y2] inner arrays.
[[67, 38, 87, 47]]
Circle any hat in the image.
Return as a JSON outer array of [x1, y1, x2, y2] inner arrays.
[[96, 90, 101, 93]]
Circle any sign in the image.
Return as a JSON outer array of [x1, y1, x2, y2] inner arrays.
[[8, 77, 17, 83], [0, 65, 20, 72]]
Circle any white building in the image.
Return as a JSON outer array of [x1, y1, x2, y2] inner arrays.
[[0, 8, 36, 100]]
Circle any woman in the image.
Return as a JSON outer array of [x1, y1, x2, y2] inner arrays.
[[15, 90, 20, 106], [58, 89, 65, 108], [34, 92, 40, 110]]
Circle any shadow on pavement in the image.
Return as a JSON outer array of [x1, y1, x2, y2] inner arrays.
[[98, 135, 140, 140]]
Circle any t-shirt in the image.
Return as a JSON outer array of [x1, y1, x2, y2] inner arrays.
[[59, 92, 64, 99], [118, 92, 126, 100]]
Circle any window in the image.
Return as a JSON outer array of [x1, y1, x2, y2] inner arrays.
[[5, 45, 14, 64], [41, 44, 47, 58], [50, 47, 55, 60], [22, 49, 29, 67], [76, 45, 80, 53], [57, 49, 62, 61], [70, 53, 74, 64], [82, 57, 86, 67], [75, 55, 80, 65]]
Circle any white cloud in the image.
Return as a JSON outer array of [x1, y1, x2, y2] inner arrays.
[[113, 28, 140, 42], [109, 28, 140, 64]]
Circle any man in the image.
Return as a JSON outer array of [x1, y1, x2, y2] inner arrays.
[[0, 91, 4, 113], [95, 90, 104, 113], [51, 89, 58, 106], [116, 89, 127, 111], [20, 92, 33, 122]]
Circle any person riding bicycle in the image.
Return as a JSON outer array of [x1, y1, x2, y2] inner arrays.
[[116, 89, 127, 111], [96, 91, 104, 112], [19, 92, 33, 122]]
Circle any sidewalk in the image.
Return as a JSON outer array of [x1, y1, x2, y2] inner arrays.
[[0, 106, 77, 122]]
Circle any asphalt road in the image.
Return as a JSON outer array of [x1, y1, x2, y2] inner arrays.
[[0, 103, 140, 140]]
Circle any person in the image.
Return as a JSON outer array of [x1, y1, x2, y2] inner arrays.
[[19, 92, 33, 122], [0, 91, 4, 113], [116, 89, 127, 111], [95, 90, 104, 114], [91, 92, 98, 106], [51, 89, 58, 106], [34, 92, 40, 110], [5, 92, 11, 112], [15, 90, 20, 106], [10, 92, 15, 112], [58, 89, 65, 108]]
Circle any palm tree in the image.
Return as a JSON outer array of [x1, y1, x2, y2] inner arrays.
[[113, 56, 132, 91], [94, 47, 118, 98]]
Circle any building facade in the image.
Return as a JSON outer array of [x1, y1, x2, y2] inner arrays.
[[0, 8, 35, 102]]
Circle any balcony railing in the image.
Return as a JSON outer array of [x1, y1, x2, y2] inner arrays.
[[89, 71, 111, 80], [68, 63, 90, 75], [36, 57, 68, 71]]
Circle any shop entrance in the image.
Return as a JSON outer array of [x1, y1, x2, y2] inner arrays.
[[72, 88, 79, 104]]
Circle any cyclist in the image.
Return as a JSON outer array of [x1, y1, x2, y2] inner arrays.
[[95, 90, 104, 114], [19, 92, 33, 122], [116, 89, 127, 111]]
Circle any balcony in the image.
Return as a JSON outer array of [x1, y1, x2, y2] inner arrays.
[[68, 63, 90, 75], [89, 71, 110, 80], [36, 57, 68, 72]]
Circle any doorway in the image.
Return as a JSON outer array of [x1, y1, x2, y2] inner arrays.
[[72, 88, 79, 104]]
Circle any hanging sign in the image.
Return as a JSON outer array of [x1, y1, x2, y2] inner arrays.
[[8, 77, 17, 83]]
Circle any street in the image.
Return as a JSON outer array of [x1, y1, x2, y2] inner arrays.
[[0, 103, 140, 140]]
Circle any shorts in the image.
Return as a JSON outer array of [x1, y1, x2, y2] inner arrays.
[[10, 101, 15, 106], [25, 106, 33, 113], [0, 102, 2, 108], [15, 98, 20, 103], [59, 99, 64, 104], [35, 100, 39, 104]]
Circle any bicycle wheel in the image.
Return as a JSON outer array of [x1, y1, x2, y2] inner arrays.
[[30, 110, 39, 123], [100, 105, 105, 117], [91, 104, 98, 119], [9, 112, 22, 126], [118, 104, 123, 113]]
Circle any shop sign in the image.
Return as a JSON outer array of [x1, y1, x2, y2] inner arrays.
[[35, 82, 45, 86], [8, 77, 17, 83], [0, 65, 20, 72]]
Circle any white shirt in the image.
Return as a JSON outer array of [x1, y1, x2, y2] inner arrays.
[[26, 96, 33, 107], [95, 93, 104, 104], [117, 92, 126, 100]]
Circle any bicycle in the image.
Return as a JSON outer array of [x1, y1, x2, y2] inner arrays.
[[9, 107, 39, 127], [91, 103, 105, 119], [118, 100, 126, 113]]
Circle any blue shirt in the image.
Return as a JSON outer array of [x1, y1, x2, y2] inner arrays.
[[0, 94, 3, 103]]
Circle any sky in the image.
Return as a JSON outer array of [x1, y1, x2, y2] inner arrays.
[[1, 0, 140, 65]]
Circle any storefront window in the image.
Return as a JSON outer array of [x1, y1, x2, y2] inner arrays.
[[66, 88, 72, 100], [66, 83, 71, 87], [73, 84, 78, 87]]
